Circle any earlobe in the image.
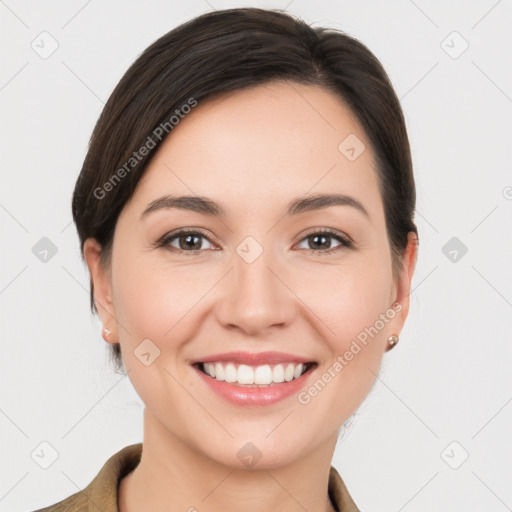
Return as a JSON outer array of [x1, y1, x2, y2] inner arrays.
[[83, 238, 117, 343]]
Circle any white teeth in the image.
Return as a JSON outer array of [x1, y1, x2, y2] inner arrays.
[[254, 365, 272, 385], [204, 363, 215, 377], [237, 364, 254, 384], [200, 361, 310, 386], [214, 362, 225, 381], [284, 363, 295, 382], [224, 363, 237, 383], [293, 363, 304, 379], [272, 364, 285, 383]]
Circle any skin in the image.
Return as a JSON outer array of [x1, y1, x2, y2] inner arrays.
[[84, 80, 417, 512]]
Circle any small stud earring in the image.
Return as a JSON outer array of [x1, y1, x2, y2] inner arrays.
[[387, 334, 399, 349], [103, 328, 111, 340]]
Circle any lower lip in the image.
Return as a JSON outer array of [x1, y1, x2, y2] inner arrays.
[[193, 365, 316, 406]]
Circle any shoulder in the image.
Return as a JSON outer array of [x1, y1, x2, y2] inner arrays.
[[328, 465, 360, 512], [29, 492, 88, 512], [28, 443, 143, 512]]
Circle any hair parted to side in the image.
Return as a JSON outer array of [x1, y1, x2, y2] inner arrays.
[[72, 7, 418, 372]]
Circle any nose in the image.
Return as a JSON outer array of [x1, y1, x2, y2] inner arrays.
[[214, 240, 297, 336]]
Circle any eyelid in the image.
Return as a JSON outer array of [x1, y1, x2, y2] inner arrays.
[[293, 227, 353, 249], [156, 227, 354, 253], [156, 227, 219, 250]]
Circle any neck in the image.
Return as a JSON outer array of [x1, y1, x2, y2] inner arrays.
[[119, 408, 339, 512]]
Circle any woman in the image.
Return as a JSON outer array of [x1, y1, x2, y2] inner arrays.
[[34, 7, 418, 511]]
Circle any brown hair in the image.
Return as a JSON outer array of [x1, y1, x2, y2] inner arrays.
[[72, 7, 418, 372]]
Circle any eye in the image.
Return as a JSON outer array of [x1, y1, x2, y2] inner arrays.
[[156, 227, 353, 255], [158, 229, 216, 253], [295, 229, 352, 254]]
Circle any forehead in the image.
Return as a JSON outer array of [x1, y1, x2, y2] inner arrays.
[[131, 81, 381, 218]]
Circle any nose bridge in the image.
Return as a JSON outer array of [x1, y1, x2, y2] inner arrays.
[[215, 234, 295, 334], [235, 238, 276, 296]]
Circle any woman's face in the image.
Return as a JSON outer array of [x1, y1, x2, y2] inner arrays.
[[85, 81, 416, 468]]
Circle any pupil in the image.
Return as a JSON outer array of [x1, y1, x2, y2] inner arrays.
[[182, 234, 200, 250], [311, 234, 329, 250]]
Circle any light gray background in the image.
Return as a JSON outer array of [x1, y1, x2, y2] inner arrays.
[[1, 1, 511, 511]]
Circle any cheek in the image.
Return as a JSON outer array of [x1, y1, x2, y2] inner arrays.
[[293, 258, 393, 424], [294, 253, 394, 349], [111, 250, 205, 356], [111, 255, 202, 414]]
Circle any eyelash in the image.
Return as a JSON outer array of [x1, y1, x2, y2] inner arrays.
[[155, 227, 353, 256]]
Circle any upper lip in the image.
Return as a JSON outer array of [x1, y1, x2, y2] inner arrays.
[[191, 351, 316, 366]]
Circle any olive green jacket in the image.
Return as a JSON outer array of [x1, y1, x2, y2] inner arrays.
[[31, 443, 360, 511]]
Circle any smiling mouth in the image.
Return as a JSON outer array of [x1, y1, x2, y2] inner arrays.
[[194, 361, 317, 387]]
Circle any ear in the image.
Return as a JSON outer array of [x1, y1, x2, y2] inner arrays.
[[83, 238, 118, 344], [386, 231, 419, 350]]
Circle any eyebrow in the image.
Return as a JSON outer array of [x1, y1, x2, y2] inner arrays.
[[140, 193, 369, 219]]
